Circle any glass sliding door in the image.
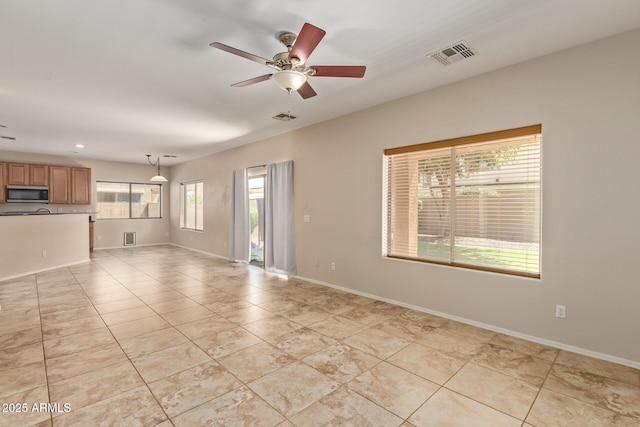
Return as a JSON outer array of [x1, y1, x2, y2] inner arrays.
[[248, 167, 266, 266]]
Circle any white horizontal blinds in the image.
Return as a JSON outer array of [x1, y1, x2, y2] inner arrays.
[[452, 136, 541, 274], [384, 125, 542, 277]]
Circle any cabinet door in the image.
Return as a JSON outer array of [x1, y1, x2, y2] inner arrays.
[[8, 163, 29, 185], [0, 162, 6, 203], [71, 168, 91, 204], [29, 164, 49, 186], [49, 166, 71, 204]]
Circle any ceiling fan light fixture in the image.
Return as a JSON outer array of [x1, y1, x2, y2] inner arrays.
[[272, 70, 307, 91]]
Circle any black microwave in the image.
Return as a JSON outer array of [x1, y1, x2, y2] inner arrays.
[[6, 186, 49, 203]]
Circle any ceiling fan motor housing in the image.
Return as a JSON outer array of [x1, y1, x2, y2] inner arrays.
[[271, 52, 303, 71]]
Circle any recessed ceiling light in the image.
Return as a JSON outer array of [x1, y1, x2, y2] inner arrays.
[[75, 144, 84, 148]]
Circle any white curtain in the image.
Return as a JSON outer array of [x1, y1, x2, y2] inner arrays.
[[229, 168, 250, 263], [264, 160, 296, 275]]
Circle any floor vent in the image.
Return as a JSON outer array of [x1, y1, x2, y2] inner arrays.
[[123, 232, 136, 246], [427, 41, 477, 66]]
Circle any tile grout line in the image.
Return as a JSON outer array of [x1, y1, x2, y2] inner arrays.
[[68, 259, 175, 425], [34, 271, 54, 427], [520, 349, 561, 424]]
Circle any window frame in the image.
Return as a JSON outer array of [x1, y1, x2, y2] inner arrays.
[[383, 125, 542, 278], [96, 181, 163, 220], [180, 180, 204, 231]]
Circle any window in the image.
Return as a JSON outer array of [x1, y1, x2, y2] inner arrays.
[[96, 182, 162, 219], [383, 125, 542, 278], [180, 181, 204, 231]]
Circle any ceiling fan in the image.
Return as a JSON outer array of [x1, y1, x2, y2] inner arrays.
[[210, 23, 366, 99]]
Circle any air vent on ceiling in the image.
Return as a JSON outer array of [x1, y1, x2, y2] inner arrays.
[[427, 41, 477, 66], [272, 113, 297, 121]]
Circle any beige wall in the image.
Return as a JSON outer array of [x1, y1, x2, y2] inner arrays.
[[0, 214, 89, 280], [169, 28, 640, 366], [169, 134, 296, 255], [0, 152, 171, 249]]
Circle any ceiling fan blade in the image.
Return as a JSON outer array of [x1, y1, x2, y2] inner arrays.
[[210, 42, 271, 66], [231, 74, 273, 87], [289, 23, 326, 64], [297, 81, 317, 99], [310, 66, 366, 78]]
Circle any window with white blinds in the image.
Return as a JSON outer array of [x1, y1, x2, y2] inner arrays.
[[383, 125, 542, 278]]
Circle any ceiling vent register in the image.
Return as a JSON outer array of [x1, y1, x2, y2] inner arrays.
[[272, 113, 297, 121], [428, 41, 477, 66]]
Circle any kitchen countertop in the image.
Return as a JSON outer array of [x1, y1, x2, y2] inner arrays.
[[0, 211, 98, 216]]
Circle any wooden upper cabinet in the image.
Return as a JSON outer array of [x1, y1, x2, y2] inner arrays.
[[29, 164, 49, 186], [3, 162, 90, 204], [71, 167, 91, 204], [0, 162, 7, 203], [49, 166, 71, 204], [8, 163, 29, 185]]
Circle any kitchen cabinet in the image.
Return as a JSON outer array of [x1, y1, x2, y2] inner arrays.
[[8, 163, 29, 185], [49, 166, 71, 204], [0, 162, 6, 203], [50, 167, 91, 204], [7, 163, 49, 186], [2, 162, 91, 204], [29, 164, 49, 186], [71, 167, 91, 204]]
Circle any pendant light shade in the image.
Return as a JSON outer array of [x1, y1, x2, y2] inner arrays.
[[150, 173, 168, 182]]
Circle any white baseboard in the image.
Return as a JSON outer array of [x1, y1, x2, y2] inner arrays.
[[93, 242, 171, 251], [0, 259, 90, 283], [294, 274, 640, 370]]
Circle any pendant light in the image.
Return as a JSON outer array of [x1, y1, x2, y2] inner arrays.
[[146, 155, 168, 182]]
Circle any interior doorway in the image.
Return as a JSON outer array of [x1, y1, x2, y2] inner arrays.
[[248, 167, 266, 267]]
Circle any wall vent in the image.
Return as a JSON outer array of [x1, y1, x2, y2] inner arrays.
[[123, 232, 136, 246], [272, 113, 297, 121], [427, 41, 477, 66]]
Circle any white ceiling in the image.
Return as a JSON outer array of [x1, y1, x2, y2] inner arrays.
[[2, 0, 640, 166]]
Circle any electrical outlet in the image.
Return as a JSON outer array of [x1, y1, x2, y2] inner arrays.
[[331, 262, 336, 271], [97, 235, 101, 241], [42, 250, 46, 258], [555, 304, 566, 318]]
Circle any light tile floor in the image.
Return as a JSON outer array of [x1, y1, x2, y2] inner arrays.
[[1, 245, 639, 426]]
